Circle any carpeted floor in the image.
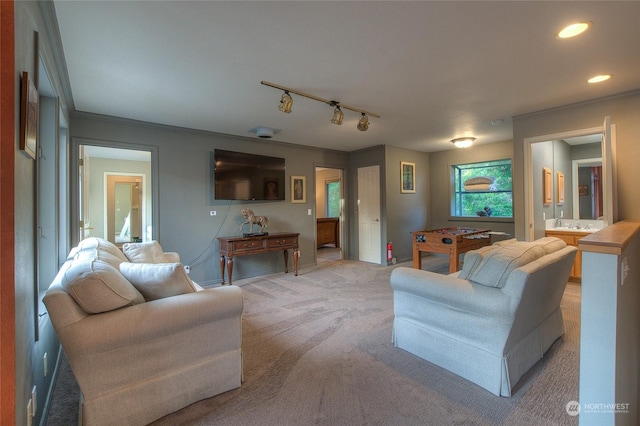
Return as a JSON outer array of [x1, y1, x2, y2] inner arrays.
[[46, 254, 580, 426]]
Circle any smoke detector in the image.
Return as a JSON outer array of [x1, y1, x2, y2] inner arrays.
[[249, 126, 279, 139]]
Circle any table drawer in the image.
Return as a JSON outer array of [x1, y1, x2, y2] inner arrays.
[[268, 236, 298, 249], [231, 240, 266, 253]]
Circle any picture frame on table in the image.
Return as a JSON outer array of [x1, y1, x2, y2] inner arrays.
[[401, 161, 416, 193], [291, 176, 306, 203]]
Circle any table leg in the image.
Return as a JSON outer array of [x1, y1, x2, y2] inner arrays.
[[293, 249, 299, 276], [449, 252, 459, 274], [226, 257, 234, 285], [413, 244, 422, 269], [283, 249, 289, 273], [219, 255, 226, 284]]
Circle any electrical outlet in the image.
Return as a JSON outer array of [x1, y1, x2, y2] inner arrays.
[[210, 210, 217, 216], [184, 265, 191, 274]]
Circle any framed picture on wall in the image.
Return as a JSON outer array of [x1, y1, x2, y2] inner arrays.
[[20, 71, 38, 160], [557, 171, 565, 205], [291, 175, 306, 203], [401, 161, 416, 193], [543, 167, 552, 205]]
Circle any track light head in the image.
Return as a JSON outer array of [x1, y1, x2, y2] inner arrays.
[[357, 113, 369, 131], [330, 103, 344, 125], [278, 91, 293, 113]]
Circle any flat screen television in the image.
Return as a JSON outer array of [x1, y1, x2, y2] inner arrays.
[[213, 149, 286, 201]]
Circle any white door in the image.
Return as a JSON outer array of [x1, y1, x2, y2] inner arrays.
[[358, 165, 381, 263]]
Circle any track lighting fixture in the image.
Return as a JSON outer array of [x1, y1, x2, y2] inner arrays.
[[357, 113, 369, 132], [278, 90, 293, 113], [451, 137, 476, 148], [261, 81, 380, 131], [330, 102, 344, 125]]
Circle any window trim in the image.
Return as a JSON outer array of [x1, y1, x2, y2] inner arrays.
[[450, 158, 514, 219]]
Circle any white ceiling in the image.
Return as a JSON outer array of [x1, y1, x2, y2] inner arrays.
[[53, 1, 640, 153]]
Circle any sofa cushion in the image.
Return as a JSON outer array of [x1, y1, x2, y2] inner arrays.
[[458, 245, 500, 280], [120, 262, 196, 301], [531, 236, 566, 254], [122, 241, 172, 263], [77, 237, 129, 263], [458, 239, 518, 280], [61, 259, 144, 314], [469, 242, 546, 288], [73, 247, 126, 269]]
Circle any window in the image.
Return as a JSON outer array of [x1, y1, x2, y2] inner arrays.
[[452, 159, 513, 217], [326, 180, 340, 217]]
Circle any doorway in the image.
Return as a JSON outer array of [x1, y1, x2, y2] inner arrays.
[[357, 165, 381, 264], [315, 166, 344, 262]]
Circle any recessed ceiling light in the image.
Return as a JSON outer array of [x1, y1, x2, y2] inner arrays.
[[588, 74, 612, 84], [557, 22, 591, 39]]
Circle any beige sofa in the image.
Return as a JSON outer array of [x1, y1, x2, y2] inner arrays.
[[390, 237, 577, 397], [43, 238, 243, 425]]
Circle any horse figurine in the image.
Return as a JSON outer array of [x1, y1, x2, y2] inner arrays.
[[240, 208, 269, 234]]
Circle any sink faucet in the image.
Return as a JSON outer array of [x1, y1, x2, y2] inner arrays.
[[555, 218, 562, 227]]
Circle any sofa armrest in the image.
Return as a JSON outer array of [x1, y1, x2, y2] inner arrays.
[[58, 285, 243, 353], [390, 267, 513, 319]]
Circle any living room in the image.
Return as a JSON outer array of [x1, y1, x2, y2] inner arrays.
[[2, 1, 640, 425]]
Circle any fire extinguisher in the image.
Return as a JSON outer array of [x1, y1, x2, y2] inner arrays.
[[387, 241, 393, 263]]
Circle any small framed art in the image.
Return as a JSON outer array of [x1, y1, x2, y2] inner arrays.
[[557, 171, 565, 205], [401, 161, 415, 193], [291, 176, 306, 203], [543, 167, 552, 205], [20, 71, 38, 159]]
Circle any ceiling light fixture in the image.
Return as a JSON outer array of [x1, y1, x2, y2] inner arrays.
[[357, 113, 369, 132], [278, 90, 293, 113], [261, 81, 380, 131], [451, 137, 476, 148], [557, 22, 591, 39], [330, 102, 344, 125], [587, 74, 612, 84]]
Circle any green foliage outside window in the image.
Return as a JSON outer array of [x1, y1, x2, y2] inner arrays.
[[452, 159, 513, 217], [326, 181, 340, 218]]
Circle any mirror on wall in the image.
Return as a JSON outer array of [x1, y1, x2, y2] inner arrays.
[[524, 117, 615, 241], [78, 145, 152, 246]]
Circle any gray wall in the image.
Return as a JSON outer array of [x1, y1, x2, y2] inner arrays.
[[513, 90, 640, 240], [384, 145, 430, 263], [428, 140, 515, 239], [71, 114, 350, 285], [14, 2, 72, 425]]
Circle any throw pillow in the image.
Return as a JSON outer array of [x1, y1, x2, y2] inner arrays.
[[469, 242, 546, 288], [61, 258, 143, 314], [122, 240, 170, 263], [119, 262, 196, 301]]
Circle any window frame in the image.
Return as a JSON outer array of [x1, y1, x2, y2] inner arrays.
[[450, 158, 514, 220]]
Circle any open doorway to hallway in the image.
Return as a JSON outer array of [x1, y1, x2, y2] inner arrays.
[[315, 167, 343, 262]]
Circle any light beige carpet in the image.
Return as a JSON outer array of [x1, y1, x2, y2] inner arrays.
[[47, 254, 580, 426]]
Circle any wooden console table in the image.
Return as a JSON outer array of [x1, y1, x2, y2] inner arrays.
[[217, 232, 300, 285]]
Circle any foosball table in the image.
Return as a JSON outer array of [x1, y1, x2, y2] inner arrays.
[[412, 227, 491, 273]]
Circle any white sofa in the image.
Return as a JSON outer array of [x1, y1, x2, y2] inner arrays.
[[43, 238, 244, 425], [390, 237, 577, 397]]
